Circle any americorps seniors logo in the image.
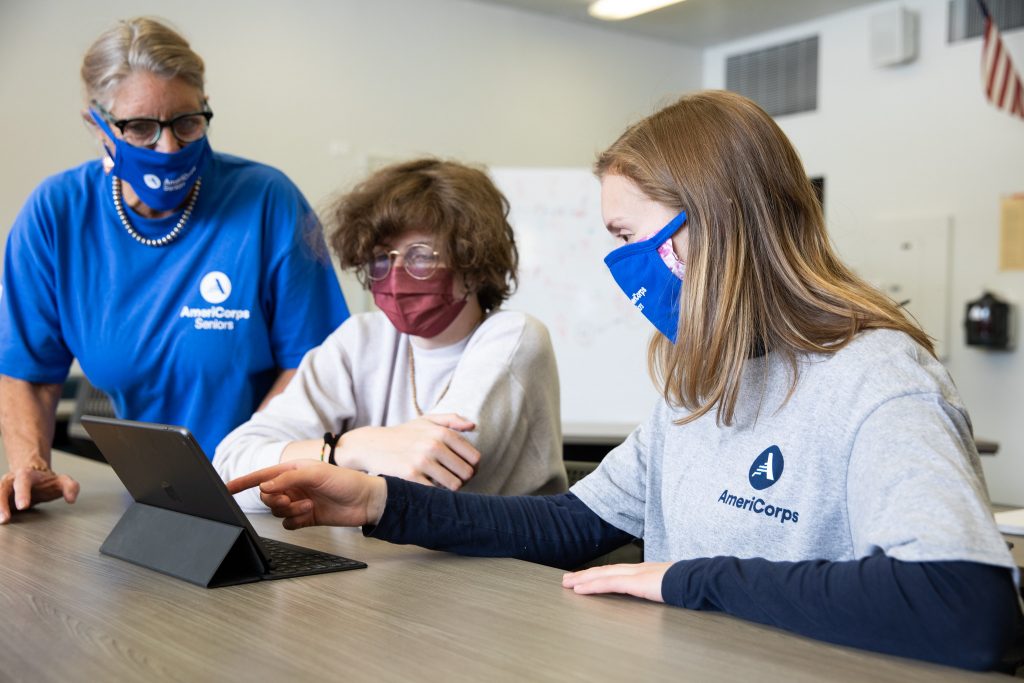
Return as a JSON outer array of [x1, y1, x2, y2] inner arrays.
[[143, 173, 162, 190], [180, 271, 249, 331], [199, 271, 232, 304], [748, 445, 784, 490]]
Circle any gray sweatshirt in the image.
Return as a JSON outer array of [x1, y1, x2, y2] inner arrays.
[[573, 329, 1015, 575]]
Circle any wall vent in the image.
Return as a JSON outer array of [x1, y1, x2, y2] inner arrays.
[[948, 0, 1024, 42], [725, 36, 819, 117]]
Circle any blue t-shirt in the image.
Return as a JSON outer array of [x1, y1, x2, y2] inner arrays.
[[0, 152, 348, 455]]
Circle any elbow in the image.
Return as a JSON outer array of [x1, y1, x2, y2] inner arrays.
[[944, 634, 1017, 672], [945, 605, 1021, 671], [210, 445, 231, 478], [853, 603, 1019, 671], [925, 570, 1022, 671], [211, 438, 250, 482], [842, 560, 1023, 671]]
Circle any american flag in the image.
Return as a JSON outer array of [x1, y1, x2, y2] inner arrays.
[[979, 0, 1024, 119]]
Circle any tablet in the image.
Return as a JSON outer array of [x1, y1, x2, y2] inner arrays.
[[82, 415, 365, 586]]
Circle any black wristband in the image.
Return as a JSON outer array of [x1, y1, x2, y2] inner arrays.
[[321, 432, 341, 465]]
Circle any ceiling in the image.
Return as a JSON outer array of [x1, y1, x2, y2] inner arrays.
[[471, 0, 882, 46]]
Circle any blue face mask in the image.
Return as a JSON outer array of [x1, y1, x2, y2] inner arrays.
[[604, 210, 687, 343], [89, 109, 211, 212]]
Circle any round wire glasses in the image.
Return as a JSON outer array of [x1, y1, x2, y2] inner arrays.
[[367, 243, 441, 281]]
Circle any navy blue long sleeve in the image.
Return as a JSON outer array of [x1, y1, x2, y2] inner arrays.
[[663, 553, 1020, 671], [365, 477, 634, 568], [366, 476, 1021, 670]]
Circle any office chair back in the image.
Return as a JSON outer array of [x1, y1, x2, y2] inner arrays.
[[67, 377, 116, 442], [564, 460, 598, 488]]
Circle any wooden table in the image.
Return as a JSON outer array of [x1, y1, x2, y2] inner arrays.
[[0, 452, 1010, 682]]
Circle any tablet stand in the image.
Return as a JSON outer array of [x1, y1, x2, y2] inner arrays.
[[100, 502, 265, 587]]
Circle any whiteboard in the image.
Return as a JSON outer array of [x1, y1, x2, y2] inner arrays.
[[491, 168, 661, 432]]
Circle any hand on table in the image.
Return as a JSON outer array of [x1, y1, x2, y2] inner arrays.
[[0, 462, 80, 523], [333, 414, 480, 491], [562, 562, 672, 603], [227, 460, 387, 529]]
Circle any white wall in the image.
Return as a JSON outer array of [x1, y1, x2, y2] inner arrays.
[[703, 0, 1024, 503], [0, 0, 701, 307]]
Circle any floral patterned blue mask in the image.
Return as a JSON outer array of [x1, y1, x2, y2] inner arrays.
[[603, 210, 687, 343]]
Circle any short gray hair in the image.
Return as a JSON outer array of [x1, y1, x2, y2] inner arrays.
[[81, 17, 205, 108]]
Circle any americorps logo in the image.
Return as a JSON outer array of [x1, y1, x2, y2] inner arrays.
[[748, 445, 784, 490], [143, 173, 162, 190], [180, 271, 250, 331], [715, 444, 799, 525], [200, 271, 232, 304]]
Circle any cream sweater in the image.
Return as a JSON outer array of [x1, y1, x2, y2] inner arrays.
[[214, 310, 566, 511]]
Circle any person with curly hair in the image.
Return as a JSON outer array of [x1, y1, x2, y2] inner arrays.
[[215, 159, 566, 511]]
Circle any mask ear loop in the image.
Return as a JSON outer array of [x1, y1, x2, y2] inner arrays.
[[643, 211, 688, 280], [83, 110, 116, 172], [99, 146, 115, 173], [429, 249, 471, 304]]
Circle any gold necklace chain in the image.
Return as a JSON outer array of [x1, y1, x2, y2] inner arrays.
[[406, 314, 487, 417], [408, 347, 453, 417], [111, 176, 201, 247]]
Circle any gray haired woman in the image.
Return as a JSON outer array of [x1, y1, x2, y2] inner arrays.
[[0, 17, 348, 521]]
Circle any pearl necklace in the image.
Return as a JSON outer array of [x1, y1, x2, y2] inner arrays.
[[111, 176, 201, 247]]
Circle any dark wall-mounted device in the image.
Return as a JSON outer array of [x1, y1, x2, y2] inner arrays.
[[964, 291, 1014, 350]]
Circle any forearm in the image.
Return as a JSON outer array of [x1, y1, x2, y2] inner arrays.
[[366, 477, 634, 569], [213, 421, 295, 512], [214, 427, 288, 475], [216, 354, 355, 478], [662, 553, 1021, 670], [0, 376, 60, 469], [214, 379, 335, 479]]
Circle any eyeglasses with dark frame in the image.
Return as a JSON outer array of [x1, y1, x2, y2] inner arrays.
[[91, 100, 214, 148], [367, 243, 441, 281]]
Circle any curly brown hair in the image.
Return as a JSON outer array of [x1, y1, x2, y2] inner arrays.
[[327, 158, 518, 312]]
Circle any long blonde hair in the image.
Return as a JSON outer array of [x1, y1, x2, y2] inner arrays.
[[596, 90, 933, 426]]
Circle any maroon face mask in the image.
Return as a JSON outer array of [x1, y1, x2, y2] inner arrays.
[[371, 267, 467, 338]]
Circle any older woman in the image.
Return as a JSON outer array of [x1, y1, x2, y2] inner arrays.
[[0, 18, 348, 521], [215, 158, 566, 511]]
